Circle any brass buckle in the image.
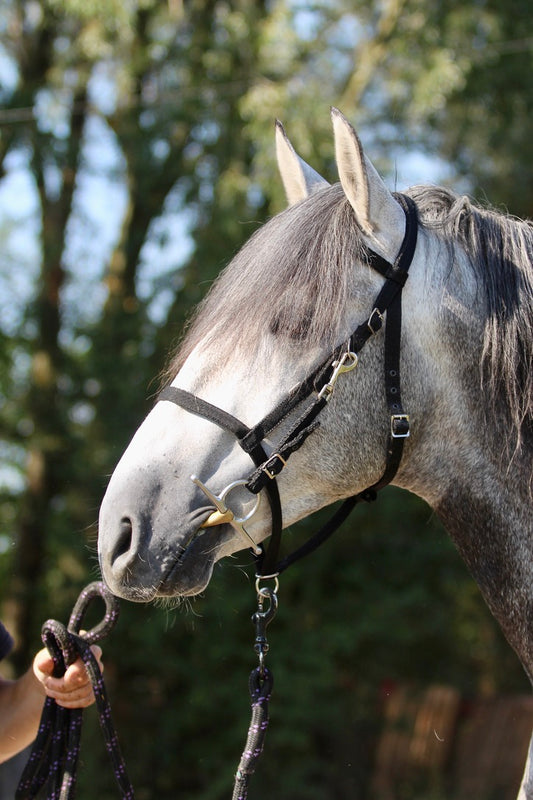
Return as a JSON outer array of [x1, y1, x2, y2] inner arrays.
[[261, 453, 287, 479], [367, 308, 384, 334]]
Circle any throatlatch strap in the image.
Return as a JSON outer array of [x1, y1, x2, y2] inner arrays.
[[361, 192, 417, 493]]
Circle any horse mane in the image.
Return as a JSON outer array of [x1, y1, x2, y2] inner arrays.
[[408, 185, 533, 446], [165, 183, 365, 376], [164, 181, 533, 446]]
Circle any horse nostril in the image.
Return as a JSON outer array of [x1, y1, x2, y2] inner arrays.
[[111, 517, 134, 563]]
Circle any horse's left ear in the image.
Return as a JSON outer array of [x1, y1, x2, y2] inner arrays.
[[331, 108, 405, 251], [276, 120, 329, 205]]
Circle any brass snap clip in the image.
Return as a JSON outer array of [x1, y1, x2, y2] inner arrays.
[[318, 351, 358, 401]]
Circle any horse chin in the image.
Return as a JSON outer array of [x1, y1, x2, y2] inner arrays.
[[156, 526, 224, 598], [157, 521, 265, 597]]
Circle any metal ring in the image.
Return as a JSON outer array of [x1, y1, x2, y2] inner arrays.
[[220, 479, 261, 523], [255, 575, 280, 595]]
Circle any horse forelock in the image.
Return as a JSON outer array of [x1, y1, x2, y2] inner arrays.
[[163, 183, 367, 381], [409, 185, 533, 449]]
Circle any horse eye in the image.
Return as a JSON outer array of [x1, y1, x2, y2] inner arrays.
[[270, 312, 312, 341], [270, 317, 280, 336]]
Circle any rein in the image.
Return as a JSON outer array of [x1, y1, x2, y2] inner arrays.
[[158, 192, 418, 577], [16, 582, 274, 800]]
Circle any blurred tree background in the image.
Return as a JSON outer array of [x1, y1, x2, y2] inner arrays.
[[0, 0, 532, 798]]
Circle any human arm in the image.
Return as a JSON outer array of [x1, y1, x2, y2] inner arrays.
[[0, 645, 103, 763], [0, 663, 46, 763]]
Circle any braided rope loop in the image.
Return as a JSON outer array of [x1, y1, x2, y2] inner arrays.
[[16, 581, 134, 800]]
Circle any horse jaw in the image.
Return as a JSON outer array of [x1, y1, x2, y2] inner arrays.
[[275, 120, 329, 204], [331, 107, 406, 262]]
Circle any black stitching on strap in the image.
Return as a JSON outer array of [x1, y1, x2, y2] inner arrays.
[[159, 386, 250, 439]]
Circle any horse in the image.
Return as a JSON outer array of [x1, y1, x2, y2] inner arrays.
[[98, 108, 533, 798]]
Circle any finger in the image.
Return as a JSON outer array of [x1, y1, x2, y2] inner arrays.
[[90, 644, 102, 660], [63, 660, 90, 689], [47, 685, 96, 709], [44, 671, 96, 707], [33, 648, 55, 679]]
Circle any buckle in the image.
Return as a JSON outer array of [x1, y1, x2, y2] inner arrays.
[[367, 308, 384, 334], [261, 453, 287, 479], [390, 414, 410, 438]]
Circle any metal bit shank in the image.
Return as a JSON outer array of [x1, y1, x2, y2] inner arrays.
[[191, 475, 262, 554]]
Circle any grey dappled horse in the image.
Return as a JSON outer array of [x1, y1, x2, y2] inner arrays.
[[98, 109, 533, 798]]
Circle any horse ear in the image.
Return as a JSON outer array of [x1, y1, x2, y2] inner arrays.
[[331, 107, 405, 246], [275, 120, 329, 205]]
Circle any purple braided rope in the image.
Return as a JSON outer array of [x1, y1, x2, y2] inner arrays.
[[16, 581, 134, 800], [232, 667, 273, 800]]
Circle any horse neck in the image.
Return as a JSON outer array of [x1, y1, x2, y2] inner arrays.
[[434, 448, 533, 678], [401, 402, 533, 675], [395, 315, 533, 676]]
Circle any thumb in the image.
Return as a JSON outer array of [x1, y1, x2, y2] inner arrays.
[[33, 647, 57, 681]]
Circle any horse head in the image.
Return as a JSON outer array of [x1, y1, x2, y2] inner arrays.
[[97, 110, 447, 601], [97, 109, 533, 800]]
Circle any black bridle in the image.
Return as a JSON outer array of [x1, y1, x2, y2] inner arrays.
[[17, 196, 418, 800], [158, 193, 418, 578]]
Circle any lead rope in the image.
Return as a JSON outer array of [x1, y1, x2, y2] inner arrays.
[[16, 582, 134, 800], [17, 579, 279, 800], [232, 578, 278, 800]]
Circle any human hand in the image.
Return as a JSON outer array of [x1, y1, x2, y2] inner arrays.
[[33, 644, 103, 709]]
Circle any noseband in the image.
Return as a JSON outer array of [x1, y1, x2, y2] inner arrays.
[[158, 193, 418, 577]]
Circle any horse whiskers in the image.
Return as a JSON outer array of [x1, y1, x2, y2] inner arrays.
[[200, 541, 224, 557], [152, 592, 203, 616], [231, 564, 254, 583]]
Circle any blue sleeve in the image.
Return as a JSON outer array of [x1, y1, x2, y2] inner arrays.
[[0, 621, 14, 661]]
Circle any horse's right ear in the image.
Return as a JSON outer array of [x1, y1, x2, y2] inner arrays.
[[275, 120, 329, 205]]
